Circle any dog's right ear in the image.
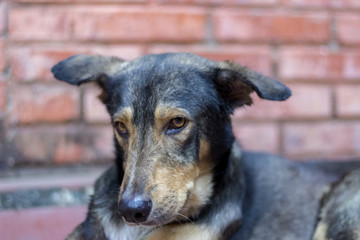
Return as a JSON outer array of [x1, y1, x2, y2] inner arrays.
[[213, 61, 291, 109], [51, 54, 125, 86]]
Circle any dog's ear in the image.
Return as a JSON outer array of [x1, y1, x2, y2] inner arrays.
[[214, 61, 291, 108], [52, 54, 125, 102], [51, 54, 125, 86]]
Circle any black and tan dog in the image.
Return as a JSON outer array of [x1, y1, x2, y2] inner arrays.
[[52, 53, 360, 240]]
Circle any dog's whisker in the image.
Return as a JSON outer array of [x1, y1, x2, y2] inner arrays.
[[172, 218, 184, 225], [175, 213, 193, 223]]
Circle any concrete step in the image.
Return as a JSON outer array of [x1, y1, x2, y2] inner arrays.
[[0, 165, 109, 240]]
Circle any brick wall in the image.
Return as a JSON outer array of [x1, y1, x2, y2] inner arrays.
[[0, 1, 359, 239], [1, 0, 360, 171]]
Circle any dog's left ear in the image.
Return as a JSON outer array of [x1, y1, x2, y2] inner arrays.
[[52, 54, 125, 102], [51, 54, 125, 86], [214, 61, 291, 108]]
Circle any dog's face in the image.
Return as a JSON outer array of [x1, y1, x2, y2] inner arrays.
[[52, 53, 291, 226]]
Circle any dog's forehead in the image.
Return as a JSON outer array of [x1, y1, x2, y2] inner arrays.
[[127, 53, 216, 70], [119, 53, 215, 82], [111, 53, 219, 118]]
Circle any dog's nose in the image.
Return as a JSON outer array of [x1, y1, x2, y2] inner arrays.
[[118, 196, 152, 224]]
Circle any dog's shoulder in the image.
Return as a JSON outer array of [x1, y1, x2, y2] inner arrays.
[[235, 152, 328, 240], [313, 170, 360, 240]]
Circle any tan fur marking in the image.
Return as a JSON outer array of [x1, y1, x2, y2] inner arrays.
[[198, 139, 215, 175], [145, 224, 219, 240], [146, 138, 215, 223], [179, 139, 214, 218], [154, 104, 191, 121], [313, 222, 329, 240], [113, 107, 135, 145], [179, 173, 213, 218], [150, 161, 198, 218], [154, 105, 193, 138]]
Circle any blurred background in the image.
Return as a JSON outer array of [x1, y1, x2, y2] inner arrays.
[[0, 0, 359, 239]]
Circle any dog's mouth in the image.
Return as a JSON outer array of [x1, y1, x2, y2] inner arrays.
[[134, 215, 174, 227], [121, 209, 184, 227]]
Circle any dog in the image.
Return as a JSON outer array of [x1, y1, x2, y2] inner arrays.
[[52, 53, 360, 240]]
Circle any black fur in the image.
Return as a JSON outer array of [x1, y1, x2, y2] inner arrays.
[[52, 53, 360, 240]]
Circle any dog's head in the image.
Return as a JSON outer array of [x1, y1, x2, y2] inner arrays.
[[52, 53, 290, 226]]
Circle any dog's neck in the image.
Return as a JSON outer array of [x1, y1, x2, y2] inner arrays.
[[188, 142, 244, 238], [194, 141, 244, 219], [213, 144, 238, 191]]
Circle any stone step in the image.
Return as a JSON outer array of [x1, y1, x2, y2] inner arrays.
[[0, 165, 109, 240]]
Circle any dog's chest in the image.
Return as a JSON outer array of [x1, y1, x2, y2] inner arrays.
[[101, 216, 153, 240], [105, 224, 148, 240]]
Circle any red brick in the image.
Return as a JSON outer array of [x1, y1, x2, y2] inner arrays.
[[214, 11, 330, 43], [72, 7, 206, 42], [224, 0, 278, 4], [10, 6, 204, 42], [157, 0, 277, 5], [330, 0, 360, 8], [83, 87, 110, 123], [233, 84, 332, 120], [53, 125, 114, 164], [336, 14, 360, 46], [335, 85, 360, 117], [0, 81, 7, 111], [9, 45, 143, 82], [279, 47, 360, 81], [0, 2, 5, 34], [286, 0, 329, 8], [14, 126, 52, 162], [283, 121, 360, 159], [9, 7, 72, 41], [14, 0, 144, 2], [287, 0, 360, 8], [0, 39, 5, 72], [10, 47, 77, 82], [0, 206, 87, 240], [55, 141, 86, 164], [224, 0, 278, 3], [11, 84, 80, 124], [232, 122, 279, 153], [148, 45, 272, 75], [13, 125, 114, 164]]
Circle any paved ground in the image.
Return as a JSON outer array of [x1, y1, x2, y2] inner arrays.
[[0, 165, 109, 240]]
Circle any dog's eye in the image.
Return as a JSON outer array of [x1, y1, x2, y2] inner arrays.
[[115, 122, 128, 136], [166, 117, 187, 135]]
